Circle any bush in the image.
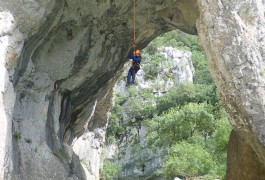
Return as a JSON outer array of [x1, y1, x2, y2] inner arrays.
[[101, 160, 120, 180], [124, 98, 142, 119], [192, 50, 213, 85], [13, 131, 22, 140], [214, 115, 232, 154], [106, 113, 126, 140], [212, 114, 231, 179], [163, 142, 215, 179]]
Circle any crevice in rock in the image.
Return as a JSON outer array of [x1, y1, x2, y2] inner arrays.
[[10, 122, 22, 180], [59, 90, 74, 141], [45, 90, 59, 150]]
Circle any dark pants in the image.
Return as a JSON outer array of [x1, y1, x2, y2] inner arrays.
[[127, 67, 139, 84]]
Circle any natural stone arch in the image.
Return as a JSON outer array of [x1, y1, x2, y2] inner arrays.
[[0, 0, 265, 179]]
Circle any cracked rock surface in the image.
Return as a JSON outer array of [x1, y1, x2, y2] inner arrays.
[[0, 0, 265, 179]]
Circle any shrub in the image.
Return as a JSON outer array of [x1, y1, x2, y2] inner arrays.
[[106, 113, 126, 139], [101, 160, 120, 180], [162, 142, 215, 179], [214, 115, 232, 153], [143, 54, 164, 80], [14, 131, 22, 140], [212, 114, 231, 179]]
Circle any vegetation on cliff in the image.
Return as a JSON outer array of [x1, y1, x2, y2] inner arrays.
[[102, 30, 231, 180]]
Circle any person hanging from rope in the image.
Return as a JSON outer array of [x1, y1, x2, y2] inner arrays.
[[126, 49, 142, 86], [126, 0, 141, 86]]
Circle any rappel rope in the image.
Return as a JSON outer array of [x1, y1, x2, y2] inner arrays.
[[130, 0, 136, 68], [133, 0, 136, 53]]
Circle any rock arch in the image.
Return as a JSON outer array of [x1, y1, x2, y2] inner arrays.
[[0, 0, 265, 179]]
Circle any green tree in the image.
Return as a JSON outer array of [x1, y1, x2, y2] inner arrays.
[[156, 83, 219, 115], [212, 112, 232, 179], [162, 142, 215, 179], [146, 103, 215, 149], [106, 113, 126, 141], [214, 114, 231, 153], [106, 29, 231, 179], [192, 50, 213, 85], [156, 83, 196, 114]]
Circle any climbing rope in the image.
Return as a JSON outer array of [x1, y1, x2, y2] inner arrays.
[[133, 0, 136, 53]]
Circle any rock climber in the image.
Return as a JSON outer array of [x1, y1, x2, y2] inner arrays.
[[126, 49, 142, 86]]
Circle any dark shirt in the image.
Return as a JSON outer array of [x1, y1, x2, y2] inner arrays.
[[129, 53, 142, 63]]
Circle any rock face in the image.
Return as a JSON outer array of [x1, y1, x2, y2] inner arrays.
[[0, 1, 199, 179], [227, 130, 265, 179], [106, 47, 194, 180], [196, 1, 265, 179], [73, 128, 106, 180], [159, 47, 194, 84], [0, 0, 265, 179]]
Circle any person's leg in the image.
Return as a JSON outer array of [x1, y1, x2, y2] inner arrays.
[[127, 68, 132, 85], [132, 68, 136, 83]]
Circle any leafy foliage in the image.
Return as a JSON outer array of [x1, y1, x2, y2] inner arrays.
[[105, 29, 231, 180], [101, 160, 121, 180], [214, 113, 232, 153], [155, 83, 218, 115], [162, 142, 215, 179], [143, 54, 164, 80], [146, 103, 215, 149], [144, 30, 201, 55], [211, 113, 232, 179]]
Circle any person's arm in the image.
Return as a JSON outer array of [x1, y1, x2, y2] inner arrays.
[[128, 53, 135, 60]]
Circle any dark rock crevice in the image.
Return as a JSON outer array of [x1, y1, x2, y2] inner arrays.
[[45, 90, 60, 150], [59, 91, 74, 141]]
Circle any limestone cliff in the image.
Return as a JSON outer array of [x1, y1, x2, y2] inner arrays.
[[0, 1, 198, 179], [105, 47, 194, 180], [197, 1, 265, 178], [1, 0, 265, 179]]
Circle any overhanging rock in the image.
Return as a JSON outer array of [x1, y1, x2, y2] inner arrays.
[[0, 0, 265, 179]]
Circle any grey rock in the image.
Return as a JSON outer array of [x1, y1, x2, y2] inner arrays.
[[197, 0, 265, 178], [0, 0, 265, 179]]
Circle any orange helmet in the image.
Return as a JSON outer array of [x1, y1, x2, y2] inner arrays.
[[136, 49, 140, 54]]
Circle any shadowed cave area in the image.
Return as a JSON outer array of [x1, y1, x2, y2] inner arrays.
[[1, 0, 265, 179]]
